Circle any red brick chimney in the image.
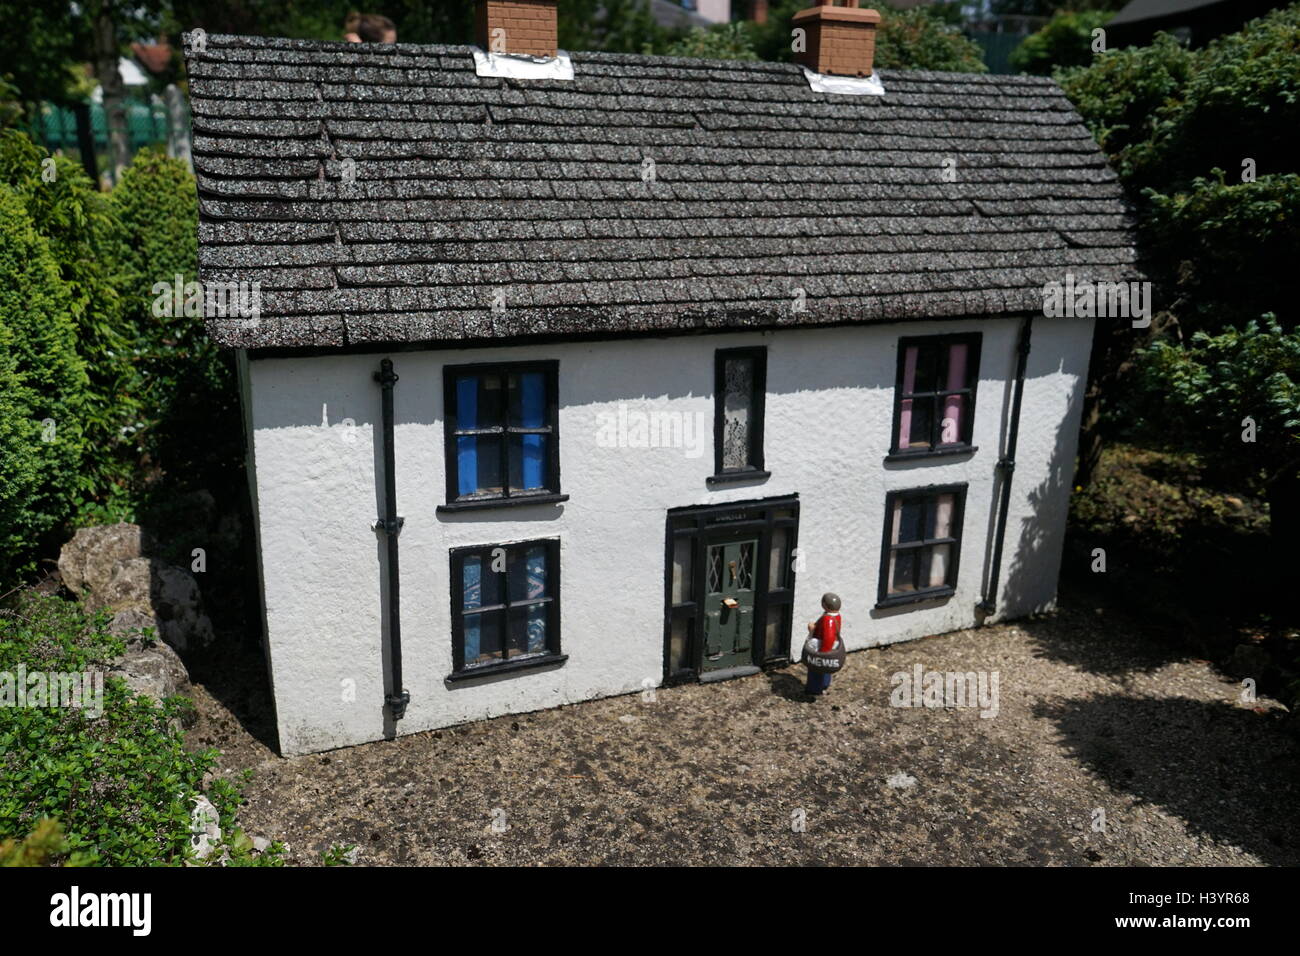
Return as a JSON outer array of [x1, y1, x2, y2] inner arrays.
[[476, 0, 559, 59], [792, 1, 882, 77]]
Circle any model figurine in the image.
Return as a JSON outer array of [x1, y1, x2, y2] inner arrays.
[[803, 592, 845, 698]]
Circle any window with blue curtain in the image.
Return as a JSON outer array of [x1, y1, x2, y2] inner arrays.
[[451, 539, 562, 675], [445, 362, 559, 503]]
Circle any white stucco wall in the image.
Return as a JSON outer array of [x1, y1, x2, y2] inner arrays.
[[243, 316, 1093, 755]]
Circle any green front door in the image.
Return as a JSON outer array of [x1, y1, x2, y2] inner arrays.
[[702, 537, 758, 673]]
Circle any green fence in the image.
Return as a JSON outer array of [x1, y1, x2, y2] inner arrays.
[[971, 32, 1025, 75], [25, 96, 186, 156]]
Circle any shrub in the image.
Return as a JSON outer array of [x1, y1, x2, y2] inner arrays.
[[665, 23, 759, 61], [1134, 4, 1300, 193], [1055, 32, 1197, 178], [1010, 9, 1115, 76], [0, 592, 283, 866], [0, 130, 136, 513], [0, 818, 96, 867], [110, 149, 244, 512], [873, 7, 988, 73], [0, 593, 214, 865], [0, 186, 88, 578], [1143, 172, 1300, 330]]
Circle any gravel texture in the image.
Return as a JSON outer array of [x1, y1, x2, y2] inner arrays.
[[186, 591, 1299, 866]]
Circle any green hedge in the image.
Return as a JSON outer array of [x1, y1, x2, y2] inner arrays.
[[0, 132, 228, 584], [0, 186, 88, 577], [0, 131, 135, 511]]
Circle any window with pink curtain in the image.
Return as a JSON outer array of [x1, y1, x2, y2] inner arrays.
[[893, 335, 979, 454], [880, 488, 964, 603]]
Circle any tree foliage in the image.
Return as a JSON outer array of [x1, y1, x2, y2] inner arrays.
[[1010, 8, 1114, 75], [874, 7, 988, 72], [0, 132, 134, 500], [752, 1, 986, 72], [0, 186, 88, 578], [665, 23, 759, 62], [1057, 6, 1300, 553]]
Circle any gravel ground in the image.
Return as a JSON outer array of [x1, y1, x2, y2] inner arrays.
[[186, 591, 1300, 866]]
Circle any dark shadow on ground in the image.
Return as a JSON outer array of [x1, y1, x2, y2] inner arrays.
[[1033, 693, 1300, 865], [764, 668, 810, 702], [1019, 586, 1193, 679]]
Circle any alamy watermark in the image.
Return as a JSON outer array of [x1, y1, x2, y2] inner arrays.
[[152, 274, 261, 327], [1, 664, 104, 719], [595, 404, 709, 459], [890, 663, 999, 718], [1042, 273, 1152, 328]]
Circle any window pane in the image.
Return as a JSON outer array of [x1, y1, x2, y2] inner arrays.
[[464, 611, 503, 667], [769, 527, 789, 591], [721, 355, 754, 470], [507, 434, 549, 492], [669, 616, 692, 673], [509, 371, 546, 428], [898, 346, 918, 448], [508, 545, 548, 602], [508, 604, 549, 658], [913, 342, 938, 392], [930, 494, 955, 539], [907, 397, 933, 450], [457, 435, 502, 497], [463, 553, 503, 610], [939, 394, 965, 445], [456, 375, 479, 429], [945, 343, 969, 390], [890, 549, 918, 593], [896, 498, 925, 544], [928, 543, 952, 588], [456, 372, 503, 430], [672, 537, 692, 605], [463, 555, 483, 610], [764, 604, 787, 659]]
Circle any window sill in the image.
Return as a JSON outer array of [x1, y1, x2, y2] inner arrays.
[[706, 469, 771, 487], [885, 446, 977, 463], [875, 587, 955, 610], [437, 493, 569, 514], [446, 653, 567, 683]]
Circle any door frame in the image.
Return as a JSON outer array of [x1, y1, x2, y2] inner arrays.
[[662, 494, 800, 685]]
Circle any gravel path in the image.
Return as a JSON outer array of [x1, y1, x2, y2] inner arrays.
[[186, 591, 1300, 865]]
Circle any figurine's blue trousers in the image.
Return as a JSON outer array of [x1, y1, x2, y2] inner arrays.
[[806, 671, 832, 695]]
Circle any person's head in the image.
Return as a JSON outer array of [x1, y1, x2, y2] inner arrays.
[[821, 592, 841, 612], [344, 11, 396, 43]]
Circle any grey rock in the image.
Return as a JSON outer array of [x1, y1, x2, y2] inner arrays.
[[109, 640, 191, 705], [190, 795, 222, 860], [58, 523, 150, 596], [57, 524, 216, 652]]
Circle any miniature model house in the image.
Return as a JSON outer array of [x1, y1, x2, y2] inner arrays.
[[184, 0, 1137, 755]]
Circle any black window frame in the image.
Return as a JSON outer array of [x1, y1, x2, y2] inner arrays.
[[887, 332, 982, 460], [876, 483, 967, 609], [447, 537, 565, 681], [440, 360, 566, 512], [709, 346, 770, 485]]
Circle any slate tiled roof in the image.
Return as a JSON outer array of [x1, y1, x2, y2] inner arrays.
[[183, 34, 1138, 350]]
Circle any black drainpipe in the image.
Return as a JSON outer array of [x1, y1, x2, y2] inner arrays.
[[979, 315, 1033, 616], [374, 358, 409, 719]]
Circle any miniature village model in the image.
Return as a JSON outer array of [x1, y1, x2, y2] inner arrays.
[[184, 0, 1137, 755]]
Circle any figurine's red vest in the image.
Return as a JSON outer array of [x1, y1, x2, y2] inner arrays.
[[814, 613, 841, 652]]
